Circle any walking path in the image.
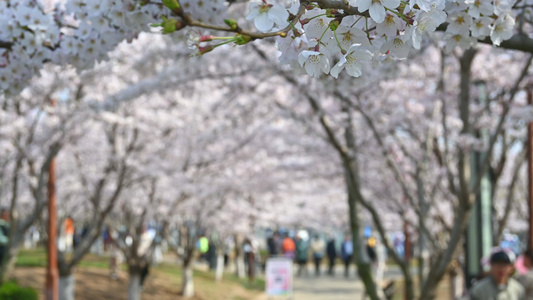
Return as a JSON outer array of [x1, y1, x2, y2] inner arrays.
[[292, 272, 366, 299], [288, 265, 407, 300]]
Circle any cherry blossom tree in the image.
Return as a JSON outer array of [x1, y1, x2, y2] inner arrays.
[[249, 37, 532, 299], [2, 2, 533, 300], [0, 66, 86, 283]]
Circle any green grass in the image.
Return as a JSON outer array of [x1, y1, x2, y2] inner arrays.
[[155, 262, 265, 292], [225, 273, 265, 291], [16, 249, 264, 293], [16, 249, 47, 267], [0, 281, 38, 300], [16, 249, 110, 269]]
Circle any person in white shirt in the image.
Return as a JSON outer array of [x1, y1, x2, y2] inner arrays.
[[310, 235, 326, 276], [137, 228, 154, 288]]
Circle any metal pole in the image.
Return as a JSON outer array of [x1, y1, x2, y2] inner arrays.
[[465, 82, 493, 288], [527, 88, 533, 249], [45, 99, 58, 300], [403, 196, 411, 300]]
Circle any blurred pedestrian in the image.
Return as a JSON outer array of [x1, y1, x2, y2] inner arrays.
[[196, 233, 209, 262], [60, 217, 75, 252], [282, 233, 296, 259], [341, 234, 354, 278], [518, 249, 533, 300], [310, 234, 325, 276], [267, 231, 282, 257], [366, 237, 377, 264], [138, 228, 154, 289], [327, 237, 337, 276], [295, 234, 309, 277], [0, 209, 10, 264], [109, 242, 122, 280], [468, 250, 524, 299]]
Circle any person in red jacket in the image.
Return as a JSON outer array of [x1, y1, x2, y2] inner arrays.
[[282, 233, 296, 260]]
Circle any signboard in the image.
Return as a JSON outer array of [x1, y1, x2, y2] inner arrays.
[[265, 257, 293, 297]]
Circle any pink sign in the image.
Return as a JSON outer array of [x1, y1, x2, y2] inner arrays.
[[266, 258, 293, 296]]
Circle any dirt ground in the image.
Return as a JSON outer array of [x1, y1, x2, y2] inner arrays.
[[13, 267, 263, 300]]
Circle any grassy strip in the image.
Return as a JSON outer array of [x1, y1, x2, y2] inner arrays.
[[16, 248, 265, 292]]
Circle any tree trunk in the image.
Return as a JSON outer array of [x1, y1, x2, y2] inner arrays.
[[341, 103, 381, 300], [59, 274, 75, 300], [215, 253, 224, 282], [128, 268, 142, 300], [417, 172, 430, 292], [345, 167, 381, 300], [234, 236, 245, 279], [58, 255, 75, 300], [181, 264, 194, 298]]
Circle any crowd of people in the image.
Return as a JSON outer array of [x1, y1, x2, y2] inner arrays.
[[265, 230, 386, 280]]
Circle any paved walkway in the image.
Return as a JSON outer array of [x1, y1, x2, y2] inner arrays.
[[287, 264, 406, 300], [292, 271, 366, 300]]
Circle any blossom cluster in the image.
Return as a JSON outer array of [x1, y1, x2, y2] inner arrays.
[[0, 0, 226, 96], [265, 0, 529, 78], [0, 0, 531, 94]]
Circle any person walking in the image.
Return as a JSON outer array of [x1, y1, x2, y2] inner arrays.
[[310, 234, 325, 276], [281, 233, 296, 260], [341, 234, 354, 278], [0, 209, 10, 265], [468, 250, 525, 300], [518, 249, 533, 299], [295, 234, 309, 277], [267, 231, 282, 257], [197, 233, 209, 262], [137, 228, 154, 289], [326, 237, 337, 276]]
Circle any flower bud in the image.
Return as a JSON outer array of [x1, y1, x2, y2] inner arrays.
[[162, 0, 180, 11], [326, 9, 339, 18], [224, 19, 239, 30], [199, 35, 214, 42], [198, 45, 214, 55], [234, 34, 251, 45], [329, 19, 340, 31], [161, 17, 178, 34], [300, 18, 310, 26]]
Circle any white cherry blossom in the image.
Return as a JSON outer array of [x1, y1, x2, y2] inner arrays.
[[381, 35, 410, 59], [246, 1, 289, 33], [330, 44, 372, 78], [376, 13, 403, 37], [334, 19, 371, 51], [493, 0, 517, 16], [357, 0, 401, 23], [303, 9, 334, 41], [410, 7, 447, 49], [443, 33, 477, 53], [446, 12, 472, 36], [491, 13, 515, 46], [298, 50, 330, 78], [470, 16, 493, 38], [466, 0, 493, 18]]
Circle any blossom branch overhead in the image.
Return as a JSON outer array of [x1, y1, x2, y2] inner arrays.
[[0, 0, 532, 95]]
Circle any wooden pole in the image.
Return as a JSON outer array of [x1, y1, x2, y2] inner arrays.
[[45, 99, 58, 300], [527, 88, 533, 249]]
